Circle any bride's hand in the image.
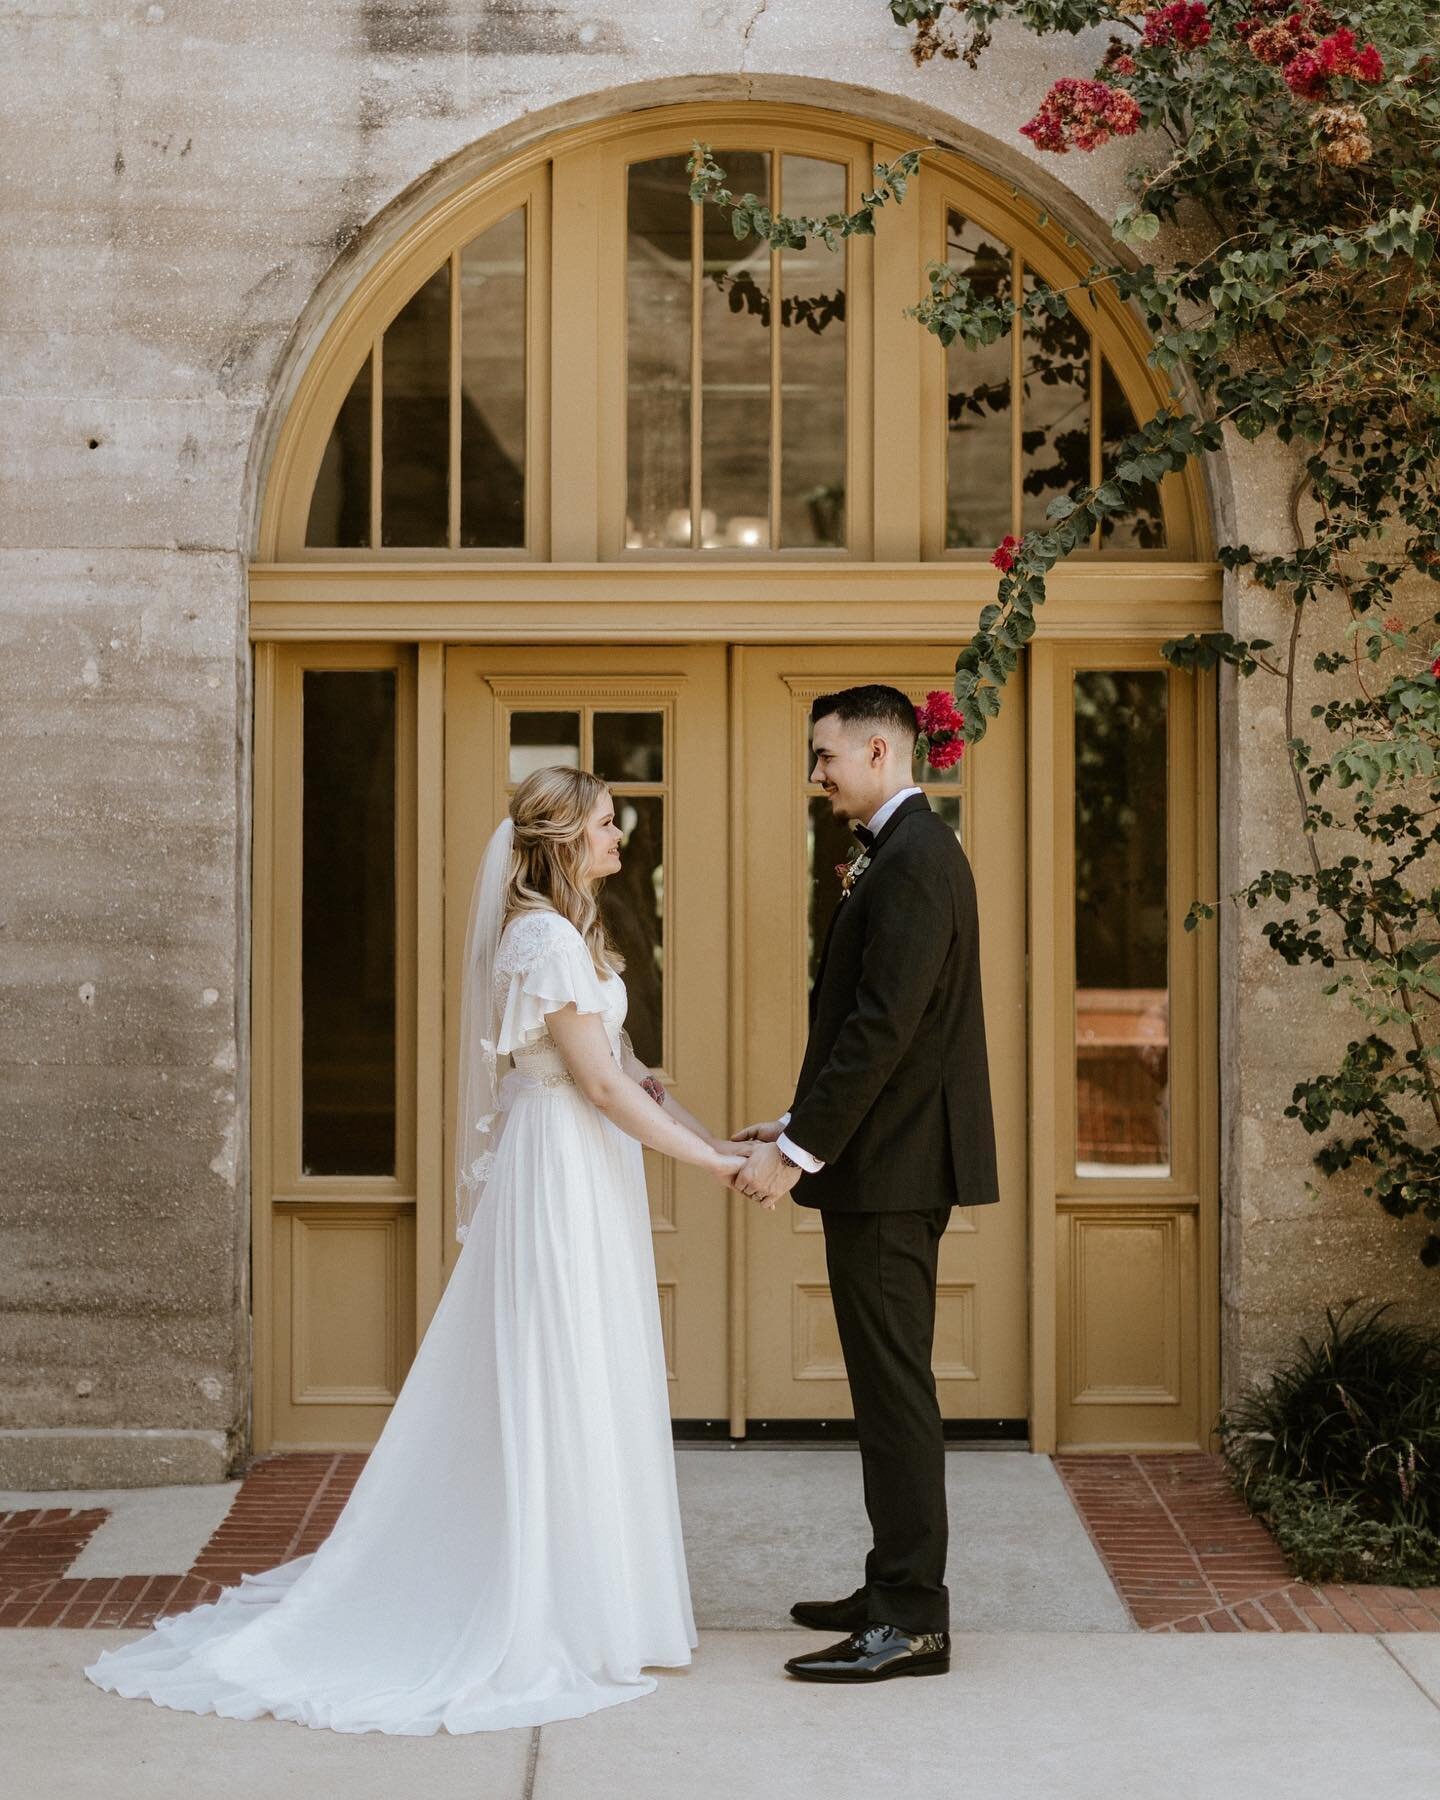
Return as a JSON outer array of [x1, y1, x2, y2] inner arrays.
[[706, 1151, 747, 1185]]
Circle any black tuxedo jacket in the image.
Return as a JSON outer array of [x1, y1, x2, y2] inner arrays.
[[786, 792, 1001, 1213]]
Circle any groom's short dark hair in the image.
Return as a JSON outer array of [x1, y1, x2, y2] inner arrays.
[[811, 684, 918, 746]]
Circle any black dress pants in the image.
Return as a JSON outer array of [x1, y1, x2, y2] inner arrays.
[[820, 1205, 951, 1634]]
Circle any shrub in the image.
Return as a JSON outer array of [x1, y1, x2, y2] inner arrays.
[[1219, 1299, 1440, 1583]]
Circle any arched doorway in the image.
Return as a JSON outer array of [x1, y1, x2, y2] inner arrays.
[[248, 101, 1219, 1454]]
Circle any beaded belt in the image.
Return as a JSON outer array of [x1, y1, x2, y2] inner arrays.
[[505, 1063, 577, 1092]]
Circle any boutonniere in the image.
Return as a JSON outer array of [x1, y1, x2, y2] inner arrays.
[[835, 844, 872, 899]]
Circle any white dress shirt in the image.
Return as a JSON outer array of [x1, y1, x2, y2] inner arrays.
[[777, 785, 924, 1173]]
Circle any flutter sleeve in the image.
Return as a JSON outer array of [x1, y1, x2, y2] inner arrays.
[[494, 913, 611, 1056]]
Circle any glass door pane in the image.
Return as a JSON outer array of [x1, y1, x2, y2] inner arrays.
[[1073, 670, 1170, 1175], [300, 670, 398, 1175], [381, 263, 450, 546], [460, 209, 527, 547], [779, 156, 846, 548], [944, 212, 1013, 549], [501, 703, 668, 1067], [702, 150, 772, 548], [805, 683, 968, 983]]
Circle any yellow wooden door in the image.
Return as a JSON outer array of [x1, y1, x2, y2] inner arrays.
[[736, 647, 1029, 1424], [443, 645, 732, 1419]]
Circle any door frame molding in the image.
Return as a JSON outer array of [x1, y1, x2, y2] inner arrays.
[[249, 627, 1220, 1455]]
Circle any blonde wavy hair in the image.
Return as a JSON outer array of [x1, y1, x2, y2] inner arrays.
[[503, 766, 625, 977]]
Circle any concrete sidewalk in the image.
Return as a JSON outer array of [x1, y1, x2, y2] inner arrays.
[[9, 1627, 1440, 1799], [7, 1449, 1440, 1796]]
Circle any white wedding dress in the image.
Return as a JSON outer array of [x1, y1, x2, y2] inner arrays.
[[84, 908, 697, 1734]]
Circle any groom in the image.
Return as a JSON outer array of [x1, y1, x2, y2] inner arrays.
[[734, 683, 1000, 1685]]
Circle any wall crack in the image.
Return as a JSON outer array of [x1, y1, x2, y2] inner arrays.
[[740, 0, 771, 72]]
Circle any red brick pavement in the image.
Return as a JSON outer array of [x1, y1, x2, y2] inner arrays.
[[0, 1508, 108, 1603], [1055, 1451, 1440, 1634], [0, 1452, 366, 1630], [4, 1449, 1439, 1632]]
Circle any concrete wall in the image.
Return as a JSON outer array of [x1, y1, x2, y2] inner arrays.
[[2, 1, 1431, 1484]]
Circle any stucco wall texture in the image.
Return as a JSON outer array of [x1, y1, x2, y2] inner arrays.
[[2, 1, 1433, 1486]]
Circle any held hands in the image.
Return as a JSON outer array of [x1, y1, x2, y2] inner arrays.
[[709, 1149, 748, 1186], [732, 1119, 785, 1144], [730, 1140, 802, 1211]]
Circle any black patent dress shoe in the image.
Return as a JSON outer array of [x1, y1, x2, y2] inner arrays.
[[789, 1590, 869, 1632], [784, 1623, 951, 1683]]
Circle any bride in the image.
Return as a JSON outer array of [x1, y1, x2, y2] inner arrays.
[[84, 766, 746, 1734]]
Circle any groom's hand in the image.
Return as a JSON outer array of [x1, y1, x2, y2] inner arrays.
[[733, 1141, 802, 1209], [733, 1119, 784, 1143]]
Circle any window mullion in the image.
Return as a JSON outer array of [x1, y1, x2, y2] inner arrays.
[[769, 151, 782, 552], [689, 173, 704, 553], [448, 250, 461, 552], [370, 334, 383, 550], [1089, 337, 1103, 551], [1010, 254, 1023, 543]]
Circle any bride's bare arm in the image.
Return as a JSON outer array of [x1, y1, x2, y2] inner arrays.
[[617, 1033, 732, 1151], [546, 1005, 743, 1181]]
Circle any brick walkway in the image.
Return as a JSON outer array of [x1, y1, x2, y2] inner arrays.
[[4, 1449, 1439, 1632], [0, 1453, 367, 1630], [1055, 1452, 1440, 1633]]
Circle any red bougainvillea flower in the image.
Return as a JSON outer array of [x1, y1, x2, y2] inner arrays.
[[1245, 11, 1384, 99], [1019, 79, 1143, 155], [914, 690, 967, 771], [926, 736, 966, 772], [916, 689, 964, 738], [1430, 655, 1440, 679], [991, 533, 1022, 572], [1283, 50, 1330, 98], [1142, 1, 1212, 50], [1319, 25, 1383, 78]]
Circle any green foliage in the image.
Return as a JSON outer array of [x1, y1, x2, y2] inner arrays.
[[687, 142, 923, 251], [691, 0, 1440, 1260], [1240, 1473, 1440, 1585], [1220, 1301, 1440, 1581]]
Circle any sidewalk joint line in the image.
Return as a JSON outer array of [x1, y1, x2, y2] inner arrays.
[[1376, 1633, 1440, 1713], [1131, 1455, 1225, 1617], [522, 1724, 542, 1799]]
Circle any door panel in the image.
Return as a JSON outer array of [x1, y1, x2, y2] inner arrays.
[[738, 647, 1028, 1422], [443, 646, 731, 1417]]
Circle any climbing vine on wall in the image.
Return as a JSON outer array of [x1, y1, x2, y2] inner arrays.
[[689, 1, 1440, 1262]]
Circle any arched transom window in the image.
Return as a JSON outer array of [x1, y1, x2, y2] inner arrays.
[[261, 105, 1206, 567]]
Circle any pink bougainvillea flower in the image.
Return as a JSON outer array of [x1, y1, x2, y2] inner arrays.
[[1019, 79, 1143, 155], [1283, 48, 1330, 98], [914, 690, 966, 771], [1142, 1, 1212, 50], [1317, 26, 1384, 82], [991, 534, 1022, 572], [916, 689, 965, 738], [1248, 15, 1385, 99], [926, 735, 966, 772]]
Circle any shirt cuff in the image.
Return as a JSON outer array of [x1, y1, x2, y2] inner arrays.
[[777, 1131, 825, 1174]]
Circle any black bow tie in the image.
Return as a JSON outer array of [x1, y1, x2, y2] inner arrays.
[[851, 823, 875, 848]]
